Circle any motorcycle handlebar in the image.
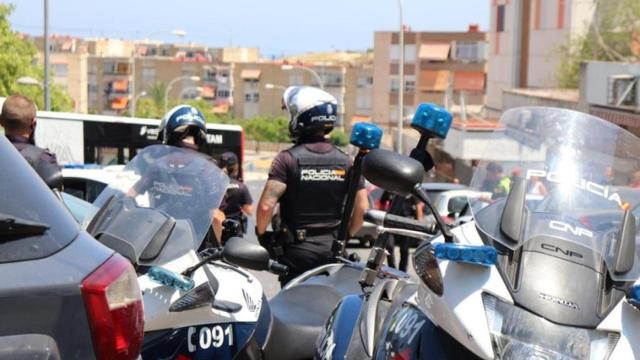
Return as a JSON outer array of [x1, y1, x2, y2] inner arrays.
[[268, 260, 289, 276], [365, 209, 435, 234]]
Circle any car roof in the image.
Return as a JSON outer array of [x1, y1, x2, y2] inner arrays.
[[420, 183, 467, 192], [62, 165, 124, 185]]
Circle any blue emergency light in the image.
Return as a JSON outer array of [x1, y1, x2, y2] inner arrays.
[[148, 266, 195, 292], [627, 285, 640, 309], [433, 243, 497, 266], [411, 103, 453, 139], [350, 122, 383, 150]]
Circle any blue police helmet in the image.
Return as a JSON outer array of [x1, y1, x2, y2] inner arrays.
[[283, 86, 337, 142], [158, 105, 207, 147]]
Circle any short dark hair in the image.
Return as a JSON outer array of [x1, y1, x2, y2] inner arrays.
[[0, 94, 37, 132]]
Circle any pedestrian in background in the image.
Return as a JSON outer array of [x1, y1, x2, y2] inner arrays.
[[381, 191, 424, 272], [219, 151, 253, 243]]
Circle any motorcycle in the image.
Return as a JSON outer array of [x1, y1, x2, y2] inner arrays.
[[320, 107, 640, 359], [257, 105, 454, 360], [82, 144, 287, 359]]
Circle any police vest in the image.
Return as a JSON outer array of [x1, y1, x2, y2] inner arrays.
[[279, 144, 350, 231], [19, 145, 63, 189]]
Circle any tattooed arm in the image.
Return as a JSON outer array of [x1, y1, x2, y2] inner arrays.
[[256, 180, 287, 235]]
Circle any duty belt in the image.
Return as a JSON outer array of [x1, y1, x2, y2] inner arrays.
[[291, 226, 339, 242]]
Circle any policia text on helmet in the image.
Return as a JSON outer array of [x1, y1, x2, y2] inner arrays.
[[255, 86, 369, 286]]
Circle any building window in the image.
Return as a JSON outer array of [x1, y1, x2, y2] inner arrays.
[[557, 0, 565, 29], [103, 62, 129, 75], [390, 44, 417, 62], [141, 67, 155, 85], [390, 77, 400, 93], [217, 89, 230, 98], [53, 63, 69, 77], [404, 45, 417, 63], [245, 92, 259, 103], [204, 68, 217, 82], [357, 94, 372, 110], [497, 5, 505, 33], [534, 0, 542, 30], [322, 72, 343, 87], [454, 41, 486, 62], [404, 78, 416, 93], [358, 75, 373, 88]]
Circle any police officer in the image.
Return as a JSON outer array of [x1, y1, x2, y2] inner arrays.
[[219, 151, 253, 242], [128, 105, 226, 246], [0, 94, 62, 189], [255, 86, 368, 285]]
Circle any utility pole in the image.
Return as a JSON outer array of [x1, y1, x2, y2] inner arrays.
[[43, 0, 51, 110]]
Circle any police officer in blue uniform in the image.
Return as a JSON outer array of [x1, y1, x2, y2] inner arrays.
[[129, 105, 226, 246], [255, 86, 368, 285]]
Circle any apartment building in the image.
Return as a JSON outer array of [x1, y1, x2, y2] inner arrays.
[[373, 27, 488, 130], [30, 35, 89, 113], [486, 0, 595, 114], [28, 34, 255, 116], [232, 59, 373, 132]]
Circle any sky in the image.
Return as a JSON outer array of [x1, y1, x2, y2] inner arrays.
[[8, 0, 489, 57]]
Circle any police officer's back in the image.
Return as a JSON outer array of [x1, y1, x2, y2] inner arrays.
[[0, 94, 61, 189], [255, 86, 368, 285]]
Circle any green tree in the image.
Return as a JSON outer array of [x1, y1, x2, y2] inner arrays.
[[329, 129, 349, 146], [147, 81, 167, 110], [557, 0, 640, 88], [0, 4, 71, 111], [243, 116, 289, 142]]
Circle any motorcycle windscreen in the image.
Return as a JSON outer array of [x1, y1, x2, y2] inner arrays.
[[92, 145, 228, 264], [468, 107, 640, 281]]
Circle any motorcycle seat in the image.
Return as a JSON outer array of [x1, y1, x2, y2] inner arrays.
[[263, 284, 343, 360]]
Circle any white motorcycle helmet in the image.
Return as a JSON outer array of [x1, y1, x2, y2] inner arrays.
[[282, 86, 338, 143]]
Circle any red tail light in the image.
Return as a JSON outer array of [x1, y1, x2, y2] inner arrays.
[[81, 254, 144, 360]]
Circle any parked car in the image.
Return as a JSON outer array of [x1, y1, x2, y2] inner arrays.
[[430, 189, 492, 225], [0, 137, 143, 359], [62, 165, 123, 202]]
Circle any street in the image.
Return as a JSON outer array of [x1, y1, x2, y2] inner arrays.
[[243, 151, 415, 298]]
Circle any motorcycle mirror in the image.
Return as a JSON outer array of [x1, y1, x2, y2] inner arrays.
[[613, 209, 636, 274], [362, 149, 423, 197], [500, 178, 528, 244], [222, 237, 271, 271]]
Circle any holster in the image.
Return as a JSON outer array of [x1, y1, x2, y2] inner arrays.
[[260, 229, 293, 260]]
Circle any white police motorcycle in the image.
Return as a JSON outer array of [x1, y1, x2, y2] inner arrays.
[[82, 144, 289, 358], [318, 107, 640, 359]]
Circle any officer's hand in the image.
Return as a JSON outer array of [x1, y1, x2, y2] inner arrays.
[[255, 227, 271, 247]]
